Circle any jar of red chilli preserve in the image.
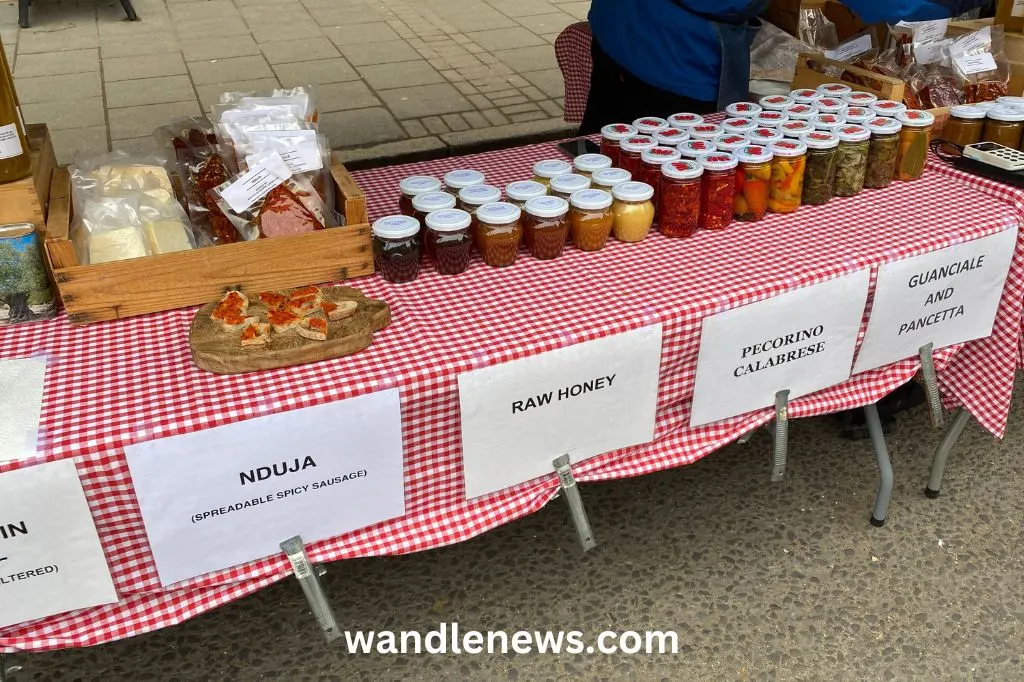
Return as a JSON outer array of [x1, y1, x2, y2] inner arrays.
[[659, 159, 703, 238], [398, 176, 441, 216], [690, 123, 724, 141], [425, 208, 473, 276], [600, 123, 637, 166], [721, 118, 758, 136], [633, 116, 669, 135], [668, 112, 704, 130], [697, 152, 738, 230], [618, 135, 656, 180], [523, 195, 570, 260], [372, 215, 421, 284], [640, 146, 681, 221], [678, 139, 716, 160], [654, 127, 688, 147]]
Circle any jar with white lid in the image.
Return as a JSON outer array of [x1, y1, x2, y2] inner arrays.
[[504, 180, 547, 208], [475, 202, 522, 267], [668, 112, 704, 130], [600, 123, 637, 166], [632, 116, 669, 135], [810, 113, 845, 132], [611, 181, 655, 243], [398, 175, 441, 216], [815, 98, 848, 115], [569, 188, 614, 251], [895, 109, 934, 181], [690, 123, 724, 141], [799, 130, 840, 205], [715, 134, 749, 153], [982, 106, 1024, 149], [573, 153, 612, 178], [784, 104, 819, 121], [789, 88, 822, 104], [591, 167, 632, 190], [459, 184, 502, 248], [767, 139, 808, 213], [531, 159, 573, 187], [816, 82, 852, 97], [780, 120, 815, 139], [523, 195, 569, 260], [618, 135, 657, 179], [844, 106, 873, 124], [944, 105, 986, 148], [721, 117, 758, 135], [697, 152, 738, 230], [443, 169, 484, 195], [425, 208, 472, 275], [833, 124, 871, 197], [754, 111, 789, 128], [997, 96, 1024, 106], [864, 116, 903, 189], [549, 173, 591, 202], [842, 91, 877, 106], [411, 191, 457, 251], [733, 144, 773, 222], [639, 147, 681, 222], [726, 102, 762, 117], [759, 94, 795, 111], [746, 128, 784, 145], [870, 100, 907, 117], [372, 215, 421, 283], [659, 160, 703, 237], [678, 139, 717, 160], [654, 127, 689, 146]]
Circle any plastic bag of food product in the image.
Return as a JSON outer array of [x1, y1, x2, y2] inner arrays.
[[798, 8, 838, 53], [215, 85, 318, 126], [210, 151, 328, 240], [948, 25, 1010, 103], [69, 150, 197, 265], [156, 117, 240, 246], [242, 130, 341, 226], [750, 21, 818, 83]]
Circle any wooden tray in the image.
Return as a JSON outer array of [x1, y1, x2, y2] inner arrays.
[[0, 124, 56, 231], [190, 286, 391, 374], [43, 160, 373, 325], [791, 53, 906, 101]]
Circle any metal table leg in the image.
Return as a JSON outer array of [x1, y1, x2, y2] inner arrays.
[[865, 403, 893, 528], [926, 407, 971, 499]]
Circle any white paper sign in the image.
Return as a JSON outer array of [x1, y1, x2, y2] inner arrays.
[[0, 357, 46, 463], [914, 39, 952, 66], [125, 390, 405, 586], [896, 19, 949, 45], [853, 228, 1017, 374], [0, 459, 118, 629], [1014, 0, 1024, 18], [955, 52, 998, 75], [219, 151, 291, 213], [952, 26, 991, 56], [459, 325, 663, 499], [825, 33, 873, 62], [246, 130, 322, 174], [690, 270, 870, 427]]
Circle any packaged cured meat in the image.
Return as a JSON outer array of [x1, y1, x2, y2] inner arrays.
[[948, 26, 1010, 104]]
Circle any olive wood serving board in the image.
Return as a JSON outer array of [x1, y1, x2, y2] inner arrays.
[[190, 286, 391, 374]]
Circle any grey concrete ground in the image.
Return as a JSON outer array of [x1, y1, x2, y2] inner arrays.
[[9, 379, 1024, 681], [0, 0, 585, 165]]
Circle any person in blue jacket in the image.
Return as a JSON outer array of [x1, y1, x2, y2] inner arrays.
[[581, 0, 992, 133]]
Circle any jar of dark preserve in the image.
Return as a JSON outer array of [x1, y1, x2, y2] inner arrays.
[[398, 176, 441, 216], [425, 208, 473, 275], [411, 191, 456, 255], [372, 215, 420, 284], [618, 135, 656, 179], [443, 169, 484, 195], [600, 123, 637, 167], [523, 195, 570, 260], [505, 180, 547, 208]]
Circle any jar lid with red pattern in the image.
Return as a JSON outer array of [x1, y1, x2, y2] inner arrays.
[[784, 104, 818, 121], [816, 82, 852, 96], [769, 139, 808, 157], [780, 120, 815, 138], [662, 159, 704, 180], [677, 139, 717, 159], [641, 146, 682, 164], [896, 109, 936, 127], [810, 113, 845, 131], [865, 117, 902, 135], [689, 123, 724, 140], [844, 106, 873, 124], [655, 127, 689, 145], [800, 130, 840, 150], [746, 127, 784, 144], [715, 134, 749, 152], [842, 91, 877, 105], [668, 112, 704, 129], [870, 100, 907, 117], [815, 97, 849, 114], [726, 101, 763, 117], [789, 88, 822, 104], [759, 94, 795, 111], [754, 111, 789, 128], [733, 144, 773, 164], [601, 123, 638, 141], [722, 117, 758, 133], [632, 116, 669, 134], [619, 135, 658, 153], [836, 124, 870, 143], [697, 151, 738, 171]]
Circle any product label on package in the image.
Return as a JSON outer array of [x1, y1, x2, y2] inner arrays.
[[1014, 0, 1024, 18], [914, 39, 952, 65], [896, 19, 948, 44], [955, 52, 998, 75], [0, 123, 23, 161], [219, 152, 292, 213], [246, 130, 322, 174], [825, 33, 873, 62], [952, 27, 991, 56]]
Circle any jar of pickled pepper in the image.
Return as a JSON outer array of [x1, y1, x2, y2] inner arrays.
[[633, 116, 669, 136], [814, 98, 848, 115], [982, 106, 1024, 149], [697, 152, 738, 230], [425, 208, 473, 276], [754, 111, 789, 129], [733, 145, 773, 222], [895, 109, 934, 181], [398, 175, 441, 216], [659, 160, 703, 238], [678, 139, 717, 160], [591, 167, 631, 191], [532, 159, 573, 187], [640, 146, 681, 221], [654, 127, 688, 147], [600, 123, 637, 166], [618, 135, 657, 180], [746, 128, 784, 146], [944, 105, 986, 147], [574, 153, 612, 178], [726, 102, 762, 118], [844, 107, 874, 125], [810, 113, 844, 133], [443, 169, 484, 195], [569, 188, 614, 251], [721, 117, 758, 136], [799, 131, 840, 205], [760, 94, 795, 111], [549, 173, 591, 202], [816, 82, 852, 97], [767, 139, 808, 214], [505, 180, 547, 208], [789, 88, 822, 105], [833, 124, 871, 197], [864, 117, 902, 189], [784, 104, 819, 121], [690, 123, 725, 141], [842, 91, 877, 107], [372, 215, 421, 284], [476, 202, 523, 267], [870, 100, 906, 118], [780, 120, 815, 139], [523, 195, 570, 260], [611, 181, 655, 243], [668, 112, 704, 130], [412, 191, 457, 257]]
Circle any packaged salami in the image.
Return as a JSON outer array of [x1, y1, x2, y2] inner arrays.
[[242, 131, 340, 227], [948, 26, 1010, 103]]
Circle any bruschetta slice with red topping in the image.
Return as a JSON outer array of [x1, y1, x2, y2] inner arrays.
[[297, 316, 329, 341]]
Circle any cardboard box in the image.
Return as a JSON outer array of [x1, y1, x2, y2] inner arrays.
[[762, 0, 877, 42], [995, 0, 1023, 34]]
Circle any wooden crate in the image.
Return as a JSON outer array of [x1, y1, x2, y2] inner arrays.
[[0, 124, 56, 230], [791, 53, 906, 101], [44, 162, 373, 325]]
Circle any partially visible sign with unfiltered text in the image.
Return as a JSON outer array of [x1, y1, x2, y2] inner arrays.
[[0, 459, 118, 629], [459, 325, 663, 499], [690, 270, 871, 427], [853, 227, 1017, 373], [124, 390, 405, 586]]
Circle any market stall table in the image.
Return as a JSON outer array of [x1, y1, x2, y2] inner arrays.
[[1, 135, 1022, 652]]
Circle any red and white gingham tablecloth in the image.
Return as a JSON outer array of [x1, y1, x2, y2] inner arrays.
[[1, 133, 1022, 652]]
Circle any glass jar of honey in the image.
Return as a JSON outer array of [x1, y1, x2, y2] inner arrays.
[[372, 215, 421, 284], [398, 175, 441, 216], [532, 159, 572, 187], [573, 153, 612, 178], [475, 202, 523, 267], [611, 181, 655, 243], [618, 135, 657, 180], [523, 195, 570, 260], [425, 208, 472, 276], [443, 169, 485, 195], [591, 167, 631, 190], [600, 123, 637, 166], [944, 105, 985, 147], [569, 189, 614, 252], [549, 173, 591, 202], [982, 106, 1024, 149], [504, 180, 546, 208]]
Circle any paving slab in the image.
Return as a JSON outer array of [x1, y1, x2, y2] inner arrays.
[[323, 21, 400, 46], [11, 48, 98, 77], [259, 37, 340, 65], [13, 71, 102, 103], [99, 33, 182, 58], [103, 52, 187, 81], [272, 57, 359, 87], [338, 39, 420, 66], [314, 80, 381, 112], [493, 44, 559, 73], [48, 125, 109, 165], [108, 99, 202, 139], [378, 82, 475, 119], [318, 106, 406, 147], [466, 26, 547, 51], [178, 34, 258, 62], [105, 75, 197, 108], [515, 11, 577, 36], [187, 55, 273, 85], [357, 59, 445, 90], [22, 96, 105, 130]]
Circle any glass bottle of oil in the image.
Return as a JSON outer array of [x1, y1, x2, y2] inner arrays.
[[0, 35, 30, 184]]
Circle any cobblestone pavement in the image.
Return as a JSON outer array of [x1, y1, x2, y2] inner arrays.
[[8, 381, 1024, 681], [0, 0, 586, 164]]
